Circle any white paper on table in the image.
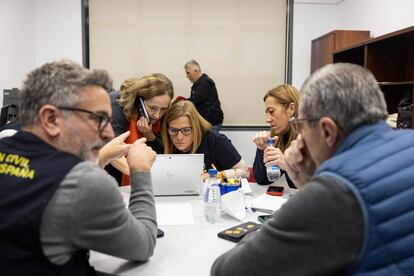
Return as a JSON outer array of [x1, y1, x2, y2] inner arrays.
[[248, 194, 288, 212], [241, 178, 253, 194], [221, 189, 246, 221], [156, 202, 194, 225]]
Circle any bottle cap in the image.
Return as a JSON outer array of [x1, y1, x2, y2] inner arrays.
[[208, 169, 218, 176], [267, 138, 276, 146]]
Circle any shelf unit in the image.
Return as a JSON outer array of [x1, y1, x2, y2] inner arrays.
[[333, 26, 414, 128], [311, 30, 370, 73]]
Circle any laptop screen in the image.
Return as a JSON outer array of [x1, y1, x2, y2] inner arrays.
[[151, 154, 204, 196]]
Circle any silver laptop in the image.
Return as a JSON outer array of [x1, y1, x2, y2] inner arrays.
[[151, 154, 204, 196]]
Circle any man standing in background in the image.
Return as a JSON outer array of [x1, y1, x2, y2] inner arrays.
[[184, 60, 224, 132]]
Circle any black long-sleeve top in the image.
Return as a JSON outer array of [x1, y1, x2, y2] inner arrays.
[[188, 74, 223, 126]]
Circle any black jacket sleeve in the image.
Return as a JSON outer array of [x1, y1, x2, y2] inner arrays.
[[188, 79, 211, 106], [109, 91, 129, 137], [146, 133, 164, 154]]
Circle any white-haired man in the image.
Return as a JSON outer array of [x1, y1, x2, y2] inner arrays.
[[212, 63, 414, 275]]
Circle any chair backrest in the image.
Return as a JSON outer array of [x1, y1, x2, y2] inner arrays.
[[1, 88, 20, 128], [0, 105, 18, 128], [247, 167, 256, 183], [0, 105, 10, 128]]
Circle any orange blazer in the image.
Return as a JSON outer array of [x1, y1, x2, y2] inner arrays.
[[121, 118, 161, 186]]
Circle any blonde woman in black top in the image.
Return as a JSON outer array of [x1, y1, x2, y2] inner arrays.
[[252, 84, 299, 187]]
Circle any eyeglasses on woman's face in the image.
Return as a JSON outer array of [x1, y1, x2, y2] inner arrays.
[[145, 104, 168, 116], [167, 127, 193, 136], [142, 95, 172, 121]]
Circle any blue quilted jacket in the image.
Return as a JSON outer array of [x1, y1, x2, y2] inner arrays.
[[317, 121, 414, 275]]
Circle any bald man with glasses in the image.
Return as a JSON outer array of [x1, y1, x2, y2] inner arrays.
[[0, 60, 158, 276], [212, 63, 414, 275]]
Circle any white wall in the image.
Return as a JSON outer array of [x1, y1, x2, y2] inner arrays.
[[221, 130, 260, 166], [0, 0, 82, 105], [292, 2, 338, 89], [0, 0, 35, 105], [336, 0, 414, 37], [34, 0, 82, 66]]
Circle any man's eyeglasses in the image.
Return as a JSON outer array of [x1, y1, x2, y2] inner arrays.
[[57, 106, 111, 134], [168, 127, 193, 136], [289, 117, 320, 133]]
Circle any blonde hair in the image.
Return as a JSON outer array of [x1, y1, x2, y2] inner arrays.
[[264, 84, 300, 152], [161, 100, 211, 153], [118, 73, 174, 120]]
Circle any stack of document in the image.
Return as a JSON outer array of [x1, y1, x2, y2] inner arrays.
[[248, 194, 288, 212]]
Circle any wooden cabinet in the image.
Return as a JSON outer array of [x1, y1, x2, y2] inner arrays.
[[311, 30, 370, 73], [333, 26, 414, 128]]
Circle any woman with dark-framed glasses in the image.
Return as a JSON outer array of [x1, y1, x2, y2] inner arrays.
[[161, 100, 249, 180], [252, 84, 300, 188], [108, 73, 174, 185]]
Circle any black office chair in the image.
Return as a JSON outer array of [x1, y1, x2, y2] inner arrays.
[[0, 104, 18, 128]]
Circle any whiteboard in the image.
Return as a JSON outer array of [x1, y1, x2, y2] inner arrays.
[[88, 0, 288, 126]]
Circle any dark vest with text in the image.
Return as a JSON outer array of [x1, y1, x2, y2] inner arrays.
[[0, 131, 96, 276], [316, 121, 414, 275]]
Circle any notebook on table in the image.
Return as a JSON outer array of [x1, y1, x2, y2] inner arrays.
[[151, 154, 204, 196]]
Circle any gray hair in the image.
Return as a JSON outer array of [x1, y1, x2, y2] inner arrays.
[[20, 59, 113, 127], [300, 63, 388, 135], [184, 59, 201, 71]]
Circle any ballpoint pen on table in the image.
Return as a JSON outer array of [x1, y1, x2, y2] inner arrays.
[[250, 207, 274, 214]]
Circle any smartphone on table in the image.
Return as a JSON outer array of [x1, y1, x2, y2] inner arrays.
[[266, 186, 284, 196], [217, 221, 261, 243]]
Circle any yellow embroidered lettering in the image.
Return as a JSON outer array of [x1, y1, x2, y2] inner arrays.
[[5, 164, 15, 175], [5, 154, 16, 163], [21, 168, 35, 179], [20, 157, 29, 168], [11, 166, 21, 177], [0, 152, 5, 162], [0, 163, 7, 173], [0, 162, 35, 179], [27, 170, 35, 179]]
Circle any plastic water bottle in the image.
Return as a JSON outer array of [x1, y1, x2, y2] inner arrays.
[[266, 138, 281, 182], [204, 169, 221, 224]]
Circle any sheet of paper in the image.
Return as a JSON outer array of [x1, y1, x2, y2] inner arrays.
[[248, 194, 288, 212], [156, 202, 194, 225], [241, 178, 253, 194]]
